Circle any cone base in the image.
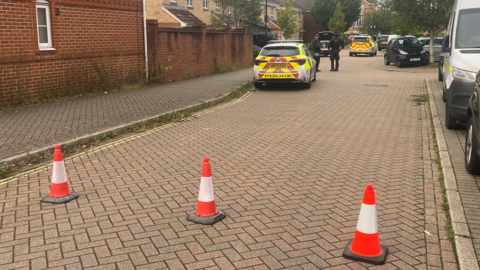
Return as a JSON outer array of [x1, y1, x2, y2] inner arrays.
[[187, 210, 225, 225], [343, 239, 388, 265], [41, 192, 79, 204]]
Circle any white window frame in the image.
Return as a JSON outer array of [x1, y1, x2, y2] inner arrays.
[[187, 0, 192, 7], [360, 5, 365, 15], [271, 7, 274, 17], [298, 11, 302, 21], [216, 1, 220, 9], [203, 0, 208, 9], [228, 6, 232, 14], [170, 0, 177, 3], [36, 0, 54, 51]]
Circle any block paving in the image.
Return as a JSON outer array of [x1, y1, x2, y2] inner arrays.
[[430, 79, 480, 265], [0, 69, 251, 162], [0, 53, 457, 269]]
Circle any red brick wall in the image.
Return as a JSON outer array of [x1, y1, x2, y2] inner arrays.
[[303, 12, 329, 44], [147, 22, 253, 81], [0, 0, 144, 102]]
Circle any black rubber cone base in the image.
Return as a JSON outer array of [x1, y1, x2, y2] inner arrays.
[[187, 210, 226, 225], [41, 192, 79, 204], [343, 239, 388, 265]]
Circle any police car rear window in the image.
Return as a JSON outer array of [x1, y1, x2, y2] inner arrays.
[[353, 37, 369, 42], [260, 47, 300, 57]]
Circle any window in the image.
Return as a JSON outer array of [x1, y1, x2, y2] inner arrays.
[[170, 0, 176, 2], [203, 0, 208, 9], [298, 11, 302, 21], [271, 7, 274, 17], [228, 6, 232, 14], [36, 0, 53, 50], [260, 46, 300, 57], [216, 1, 219, 9], [360, 5, 365, 15], [456, 8, 480, 49], [187, 0, 192, 7]]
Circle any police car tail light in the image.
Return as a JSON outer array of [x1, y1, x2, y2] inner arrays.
[[254, 59, 267, 66], [289, 59, 306, 65]]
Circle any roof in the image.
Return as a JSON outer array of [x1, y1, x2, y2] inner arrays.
[[162, 4, 204, 27], [293, 0, 315, 10], [211, 10, 236, 27]]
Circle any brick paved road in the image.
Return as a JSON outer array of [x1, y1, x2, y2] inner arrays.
[[430, 79, 480, 265], [0, 53, 457, 269], [0, 69, 251, 162]]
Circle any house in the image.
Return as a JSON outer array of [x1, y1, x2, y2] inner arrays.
[[346, 0, 376, 34], [0, 0, 145, 103], [265, 0, 306, 41], [294, 0, 329, 43], [146, 0, 227, 27]]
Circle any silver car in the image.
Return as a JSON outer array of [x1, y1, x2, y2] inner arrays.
[[418, 37, 443, 62]]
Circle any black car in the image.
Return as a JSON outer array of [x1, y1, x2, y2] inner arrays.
[[377, 35, 389, 51], [384, 37, 429, 68], [464, 70, 480, 174], [316, 31, 335, 56]]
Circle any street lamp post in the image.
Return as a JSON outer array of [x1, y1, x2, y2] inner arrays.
[[265, 0, 268, 45]]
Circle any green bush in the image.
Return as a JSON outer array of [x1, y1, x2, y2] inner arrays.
[[253, 50, 260, 60]]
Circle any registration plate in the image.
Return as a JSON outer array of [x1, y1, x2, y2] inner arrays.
[[410, 58, 420, 61], [269, 64, 288, 69]]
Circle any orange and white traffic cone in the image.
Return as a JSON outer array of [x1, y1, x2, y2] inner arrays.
[[41, 145, 79, 204], [186, 158, 226, 225], [343, 185, 388, 265]]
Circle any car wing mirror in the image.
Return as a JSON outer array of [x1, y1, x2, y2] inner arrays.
[[442, 35, 451, 53]]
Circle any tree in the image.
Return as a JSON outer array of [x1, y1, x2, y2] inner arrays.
[[392, 0, 454, 62], [328, 3, 347, 35], [360, 1, 394, 36], [277, 0, 298, 40], [311, 0, 361, 32], [214, 0, 262, 30]]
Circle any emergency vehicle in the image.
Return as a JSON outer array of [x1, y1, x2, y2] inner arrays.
[[253, 41, 317, 89], [350, 36, 377, 57]]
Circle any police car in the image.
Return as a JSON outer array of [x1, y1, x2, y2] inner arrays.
[[253, 41, 316, 89]]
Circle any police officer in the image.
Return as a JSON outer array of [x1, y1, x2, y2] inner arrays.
[[310, 34, 322, 72], [328, 32, 342, 71]]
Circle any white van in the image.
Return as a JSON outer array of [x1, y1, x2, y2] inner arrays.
[[442, 0, 480, 129]]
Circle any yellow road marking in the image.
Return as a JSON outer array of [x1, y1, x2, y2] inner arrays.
[[0, 92, 253, 186]]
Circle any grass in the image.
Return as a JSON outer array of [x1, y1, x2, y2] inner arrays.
[[0, 81, 253, 180]]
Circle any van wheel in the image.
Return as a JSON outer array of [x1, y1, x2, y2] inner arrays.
[[384, 55, 390, 65], [442, 84, 446, 102], [254, 82, 263, 89], [445, 100, 461, 129], [438, 68, 443, 82], [465, 117, 480, 174], [349, 52, 353, 57]]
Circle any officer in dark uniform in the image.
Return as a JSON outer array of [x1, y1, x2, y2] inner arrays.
[[328, 32, 342, 71], [310, 33, 322, 72]]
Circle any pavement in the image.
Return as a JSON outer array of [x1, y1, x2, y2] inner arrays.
[[0, 51, 461, 269], [0, 69, 251, 163], [428, 79, 480, 268]]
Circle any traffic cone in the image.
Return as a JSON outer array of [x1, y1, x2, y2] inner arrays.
[[186, 158, 226, 225], [343, 185, 388, 265], [41, 145, 79, 204]]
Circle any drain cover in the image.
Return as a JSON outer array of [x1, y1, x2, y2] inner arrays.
[[363, 84, 389, 87]]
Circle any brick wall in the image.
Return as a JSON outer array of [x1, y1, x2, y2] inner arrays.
[[303, 12, 329, 43], [0, 0, 144, 103], [147, 21, 253, 81]]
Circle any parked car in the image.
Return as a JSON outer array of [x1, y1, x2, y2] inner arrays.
[[348, 35, 357, 45], [316, 31, 336, 56], [253, 41, 316, 89], [384, 37, 429, 67], [350, 36, 377, 57], [377, 35, 389, 51], [418, 37, 444, 61], [442, 0, 480, 129], [253, 45, 262, 52], [464, 70, 480, 174]]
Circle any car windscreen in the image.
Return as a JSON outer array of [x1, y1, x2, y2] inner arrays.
[[456, 8, 480, 48], [353, 37, 369, 43], [397, 38, 423, 48], [260, 46, 300, 57], [379, 36, 389, 41]]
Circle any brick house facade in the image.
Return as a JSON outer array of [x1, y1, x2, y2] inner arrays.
[[0, 0, 145, 103], [346, 0, 375, 34], [146, 0, 221, 27]]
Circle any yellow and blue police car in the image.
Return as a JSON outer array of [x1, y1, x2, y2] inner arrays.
[[253, 41, 316, 89]]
